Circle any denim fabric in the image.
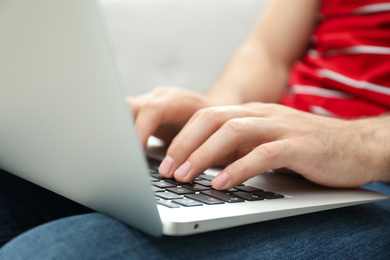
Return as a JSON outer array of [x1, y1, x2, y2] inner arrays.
[[0, 169, 91, 247], [0, 182, 388, 260]]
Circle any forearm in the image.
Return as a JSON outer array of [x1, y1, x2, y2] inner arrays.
[[353, 114, 390, 183], [204, 39, 289, 105], [204, 0, 319, 106]]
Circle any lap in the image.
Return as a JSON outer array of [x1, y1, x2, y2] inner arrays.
[[0, 182, 389, 260], [0, 169, 91, 246]]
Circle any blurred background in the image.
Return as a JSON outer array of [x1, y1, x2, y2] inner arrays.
[[99, 0, 270, 96]]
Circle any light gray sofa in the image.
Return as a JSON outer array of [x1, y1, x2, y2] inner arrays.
[[99, 0, 270, 96]]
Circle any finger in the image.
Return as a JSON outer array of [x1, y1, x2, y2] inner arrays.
[[125, 96, 138, 117], [213, 148, 254, 167], [164, 107, 259, 178], [211, 139, 295, 190], [160, 108, 228, 178], [173, 117, 281, 182], [125, 95, 149, 119], [135, 106, 164, 148], [126, 95, 156, 148]]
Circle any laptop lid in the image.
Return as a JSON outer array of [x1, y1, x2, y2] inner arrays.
[[0, 0, 162, 236]]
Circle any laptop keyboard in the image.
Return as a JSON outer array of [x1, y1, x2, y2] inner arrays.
[[148, 157, 284, 208]]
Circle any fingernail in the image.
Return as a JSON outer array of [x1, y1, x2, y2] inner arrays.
[[159, 155, 173, 176], [175, 161, 191, 179], [212, 172, 229, 189]]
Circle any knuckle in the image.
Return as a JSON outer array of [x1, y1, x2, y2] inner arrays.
[[223, 118, 247, 136], [193, 107, 220, 121], [256, 102, 288, 115], [259, 103, 282, 114], [254, 143, 282, 165]]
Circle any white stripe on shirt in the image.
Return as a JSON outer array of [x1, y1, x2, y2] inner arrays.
[[354, 3, 390, 14], [310, 106, 337, 117], [317, 69, 390, 96], [309, 46, 390, 57], [290, 85, 352, 99], [326, 45, 390, 56]]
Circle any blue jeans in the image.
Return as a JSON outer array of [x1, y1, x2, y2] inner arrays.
[[0, 170, 389, 259], [0, 169, 91, 246]]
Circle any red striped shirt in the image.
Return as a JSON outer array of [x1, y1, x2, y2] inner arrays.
[[281, 0, 390, 118]]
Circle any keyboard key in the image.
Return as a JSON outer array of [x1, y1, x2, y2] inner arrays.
[[164, 179, 185, 185], [221, 188, 239, 193], [151, 186, 165, 192], [153, 181, 177, 189], [182, 183, 210, 191], [193, 180, 212, 187], [157, 200, 181, 208], [149, 169, 159, 174], [185, 194, 224, 205], [199, 174, 215, 181], [253, 191, 284, 199], [155, 191, 183, 200], [149, 176, 160, 182], [167, 187, 195, 195], [149, 173, 164, 180], [173, 198, 203, 207], [201, 190, 245, 203], [236, 186, 264, 192], [230, 192, 264, 201]]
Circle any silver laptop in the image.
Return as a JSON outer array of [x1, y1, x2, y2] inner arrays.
[[0, 0, 388, 236]]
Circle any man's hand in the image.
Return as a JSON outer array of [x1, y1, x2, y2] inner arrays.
[[126, 87, 213, 148], [158, 103, 389, 189]]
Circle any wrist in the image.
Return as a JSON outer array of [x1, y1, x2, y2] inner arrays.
[[203, 85, 243, 106], [353, 116, 390, 183]]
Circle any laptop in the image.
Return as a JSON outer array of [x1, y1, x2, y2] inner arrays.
[[0, 0, 388, 237]]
